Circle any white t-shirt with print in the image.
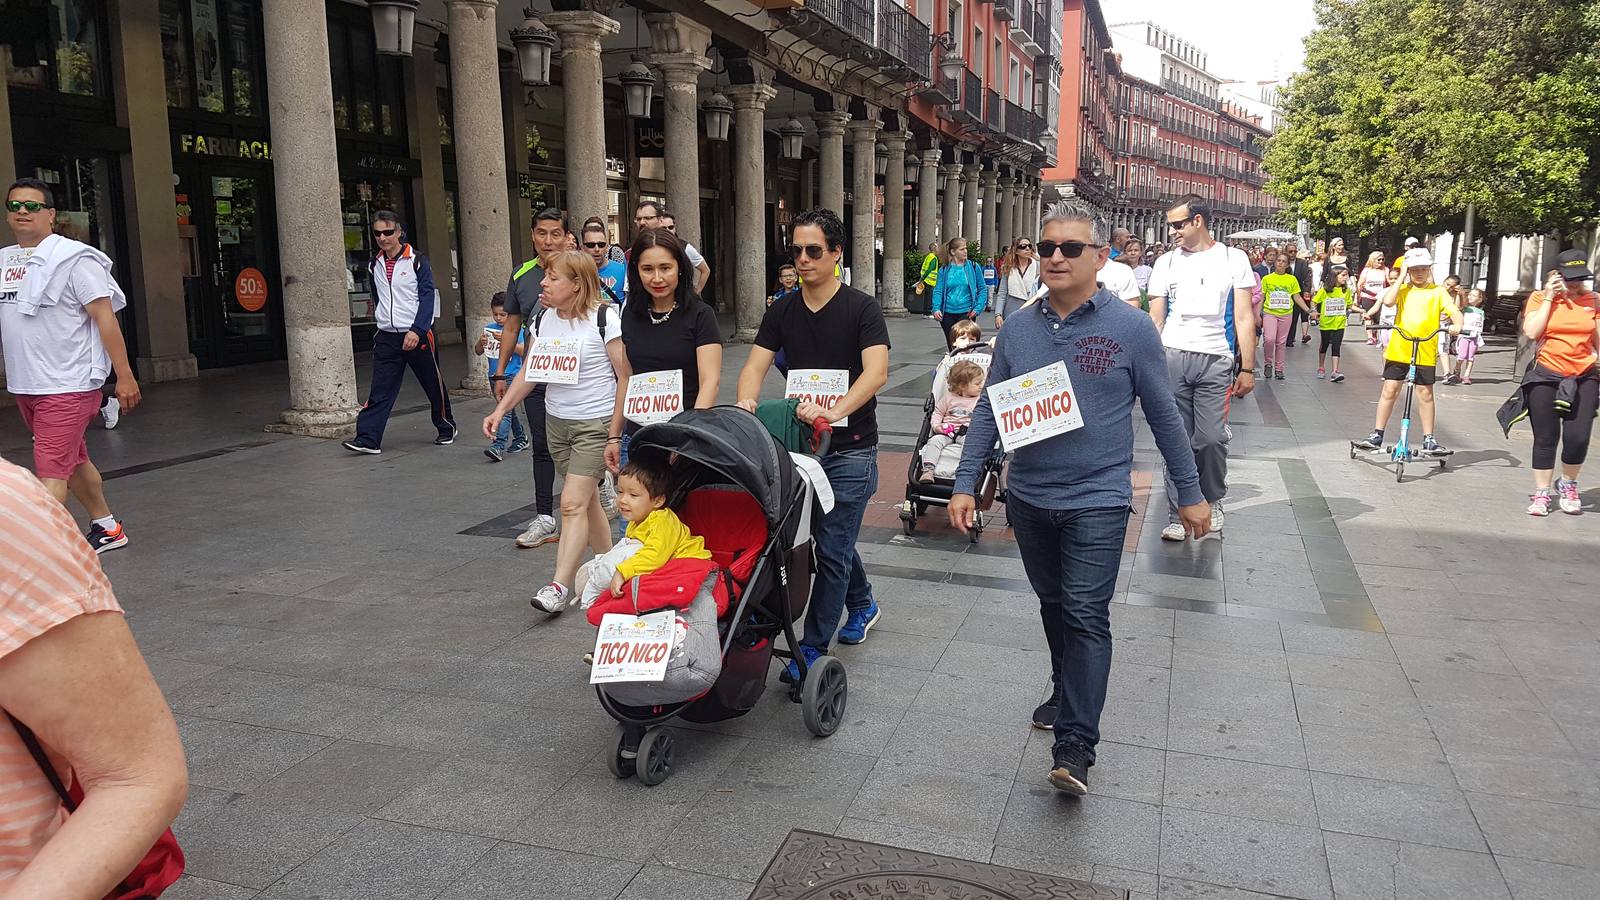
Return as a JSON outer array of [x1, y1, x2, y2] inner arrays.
[[1097, 259, 1143, 302], [0, 250, 122, 395], [529, 305, 623, 420], [1149, 242, 1256, 358]]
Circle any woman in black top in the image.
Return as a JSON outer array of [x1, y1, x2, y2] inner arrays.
[[619, 228, 723, 434]]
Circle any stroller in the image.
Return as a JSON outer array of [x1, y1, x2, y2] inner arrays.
[[596, 407, 845, 785], [899, 344, 1006, 542]]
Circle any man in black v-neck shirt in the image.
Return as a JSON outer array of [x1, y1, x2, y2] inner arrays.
[[738, 208, 891, 678]]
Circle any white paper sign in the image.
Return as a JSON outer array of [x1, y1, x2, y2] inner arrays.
[[624, 369, 683, 426], [0, 248, 32, 294], [1462, 307, 1484, 338], [482, 325, 502, 359], [987, 360, 1084, 451], [785, 368, 849, 427], [1265, 289, 1293, 314], [1322, 295, 1348, 318], [522, 334, 581, 384], [589, 610, 675, 684]]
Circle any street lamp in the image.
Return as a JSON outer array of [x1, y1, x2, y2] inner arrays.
[[510, 10, 556, 87], [702, 92, 734, 142], [931, 32, 965, 84], [619, 62, 656, 119], [874, 142, 889, 177], [370, 0, 419, 56], [779, 117, 806, 160], [905, 153, 920, 184]]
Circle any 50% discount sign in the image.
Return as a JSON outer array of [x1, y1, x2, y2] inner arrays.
[[987, 360, 1084, 451]]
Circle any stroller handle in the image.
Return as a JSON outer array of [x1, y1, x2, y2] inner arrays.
[[809, 417, 833, 456]]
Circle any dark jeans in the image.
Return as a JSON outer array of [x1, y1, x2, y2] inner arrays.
[[801, 447, 878, 652], [354, 330, 455, 448], [521, 384, 555, 517], [1008, 497, 1131, 762]]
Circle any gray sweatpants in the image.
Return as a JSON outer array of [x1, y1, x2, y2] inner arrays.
[[1164, 349, 1232, 520]]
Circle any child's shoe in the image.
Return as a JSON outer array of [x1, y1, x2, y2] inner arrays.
[[1353, 430, 1384, 451], [508, 439, 530, 454], [917, 463, 936, 484], [484, 446, 505, 462], [1263, 363, 1274, 379]]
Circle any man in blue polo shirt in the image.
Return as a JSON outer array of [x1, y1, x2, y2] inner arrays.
[[950, 202, 1210, 797]]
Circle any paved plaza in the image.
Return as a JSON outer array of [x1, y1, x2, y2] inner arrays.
[[7, 315, 1599, 900]]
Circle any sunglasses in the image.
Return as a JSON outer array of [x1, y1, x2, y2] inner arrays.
[[1166, 213, 1199, 231], [1037, 240, 1103, 259], [789, 244, 826, 260], [372, 228, 398, 237], [583, 241, 608, 249], [5, 200, 48, 213], [1016, 243, 1033, 250]]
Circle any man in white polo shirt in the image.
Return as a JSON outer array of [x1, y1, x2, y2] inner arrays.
[[1148, 195, 1258, 541]]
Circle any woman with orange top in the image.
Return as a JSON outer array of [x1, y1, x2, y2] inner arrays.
[[1517, 251, 1600, 516]]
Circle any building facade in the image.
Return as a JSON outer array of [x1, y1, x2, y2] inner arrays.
[[0, 0, 1060, 430]]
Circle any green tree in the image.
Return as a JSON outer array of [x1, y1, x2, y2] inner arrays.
[[1265, 0, 1600, 236]]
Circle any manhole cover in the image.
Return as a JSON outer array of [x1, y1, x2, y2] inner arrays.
[[748, 830, 1127, 900]]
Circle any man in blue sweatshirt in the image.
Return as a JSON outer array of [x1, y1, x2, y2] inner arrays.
[[950, 202, 1210, 797], [343, 210, 456, 453]]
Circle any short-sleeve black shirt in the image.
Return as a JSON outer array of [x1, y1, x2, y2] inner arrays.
[[503, 261, 542, 318], [754, 284, 891, 449], [621, 299, 721, 416]]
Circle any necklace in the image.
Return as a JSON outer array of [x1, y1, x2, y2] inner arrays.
[[648, 303, 675, 325]]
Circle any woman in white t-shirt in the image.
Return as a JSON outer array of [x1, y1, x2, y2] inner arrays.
[[485, 250, 631, 613]]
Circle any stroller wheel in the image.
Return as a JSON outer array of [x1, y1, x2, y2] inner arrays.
[[901, 517, 916, 536], [607, 724, 637, 779], [637, 727, 675, 786], [801, 655, 849, 738], [968, 511, 983, 543]]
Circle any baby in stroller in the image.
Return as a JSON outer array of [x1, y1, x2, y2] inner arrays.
[[918, 359, 986, 483], [576, 456, 713, 611]]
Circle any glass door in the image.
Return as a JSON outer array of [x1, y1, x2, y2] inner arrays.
[[179, 165, 283, 367]]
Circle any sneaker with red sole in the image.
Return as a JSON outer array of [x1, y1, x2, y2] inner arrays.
[[86, 521, 128, 554]]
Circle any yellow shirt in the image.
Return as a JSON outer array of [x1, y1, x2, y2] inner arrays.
[[617, 508, 711, 580], [1384, 283, 1460, 367]]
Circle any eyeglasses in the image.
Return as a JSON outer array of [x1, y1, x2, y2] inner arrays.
[[1166, 213, 1199, 231], [372, 228, 398, 237], [789, 244, 827, 260], [1015, 243, 1033, 251], [5, 200, 48, 213], [583, 241, 608, 249], [1036, 240, 1104, 259], [663, 224, 676, 232]]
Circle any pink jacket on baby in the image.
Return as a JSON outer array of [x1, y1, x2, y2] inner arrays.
[[931, 392, 980, 435]]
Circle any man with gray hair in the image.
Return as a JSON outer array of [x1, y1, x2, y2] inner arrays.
[[950, 202, 1210, 796]]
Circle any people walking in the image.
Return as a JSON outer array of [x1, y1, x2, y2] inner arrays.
[[948, 203, 1210, 796], [484, 250, 630, 612], [655, 209, 712, 293], [995, 239, 1038, 328], [1148, 195, 1258, 542], [1260, 251, 1312, 380], [476, 293, 528, 461], [581, 217, 628, 306], [0, 178, 140, 553], [619, 227, 722, 442], [1351, 247, 1462, 456], [1449, 287, 1487, 384], [736, 207, 890, 677], [931, 238, 986, 346], [1285, 245, 1315, 347], [1356, 251, 1389, 345], [495, 208, 568, 548], [918, 241, 940, 312], [342, 210, 456, 454], [1313, 266, 1352, 382], [1503, 252, 1598, 516]]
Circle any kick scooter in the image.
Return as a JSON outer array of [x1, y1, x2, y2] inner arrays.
[[1349, 324, 1456, 482]]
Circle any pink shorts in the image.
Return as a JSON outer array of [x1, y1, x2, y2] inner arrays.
[[1455, 337, 1480, 361], [16, 390, 101, 480]]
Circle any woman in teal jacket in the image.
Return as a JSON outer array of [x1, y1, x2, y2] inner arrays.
[[932, 237, 986, 347]]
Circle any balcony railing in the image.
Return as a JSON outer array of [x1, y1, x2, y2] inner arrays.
[[1008, 0, 1031, 43], [1023, 4, 1048, 54], [1160, 77, 1219, 111], [993, 0, 1013, 21], [1003, 99, 1042, 144], [959, 70, 983, 123], [796, 0, 875, 48], [875, 0, 932, 80], [985, 88, 1002, 132]]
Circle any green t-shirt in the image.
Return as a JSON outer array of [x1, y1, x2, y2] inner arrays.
[[1261, 273, 1302, 317], [1313, 286, 1351, 330]]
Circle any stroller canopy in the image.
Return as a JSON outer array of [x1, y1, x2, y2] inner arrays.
[[629, 407, 802, 524]]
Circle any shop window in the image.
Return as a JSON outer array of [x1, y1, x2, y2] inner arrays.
[[328, 9, 407, 142], [7, 0, 104, 96], [341, 179, 410, 326], [159, 0, 263, 116], [17, 153, 118, 258], [226, 0, 262, 116]]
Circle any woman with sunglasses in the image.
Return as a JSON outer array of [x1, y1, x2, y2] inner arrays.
[[997, 239, 1039, 329], [931, 238, 987, 346]]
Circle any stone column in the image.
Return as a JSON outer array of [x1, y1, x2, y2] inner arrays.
[[941, 163, 962, 242], [109, 0, 196, 382], [646, 13, 711, 250], [448, 0, 513, 387], [880, 131, 909, 317], [727, 81, 778, 342], [815, 109, 850, 215], [848, 116, 880, 297], [917, 148, 941, 250], [961, 164, 981, 252], [546, 10, 621, 225], [1012, 177, 1028, 245], [996, 175, 1015, 254], [1028, 182, 1043, 236], [980, 168, 999, 256], [502, 63, 534, 272], [261, 0, 358, 436]]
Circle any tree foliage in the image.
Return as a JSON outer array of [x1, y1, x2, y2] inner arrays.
[[1265, 0, 1600, 236]]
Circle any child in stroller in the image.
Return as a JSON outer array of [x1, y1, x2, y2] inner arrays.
[[900, 322, 1006, 541], [575, 456, 712, 610], [918, 359, 986, 483]]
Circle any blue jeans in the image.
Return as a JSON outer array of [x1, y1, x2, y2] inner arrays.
[[491, 406, 526, 451], [1008, 497, 1130, 763], [801, 447, 878, 651]]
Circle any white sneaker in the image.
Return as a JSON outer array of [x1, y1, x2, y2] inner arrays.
[[1557, 479, 1582, 515], [1161, 522, 1187, 542], [100, 397, 120, 429], [598, 472, 618, 520], [515, 514, 559, 548], [530, 582, 568, 614], [1210, 502, 1224, 533]]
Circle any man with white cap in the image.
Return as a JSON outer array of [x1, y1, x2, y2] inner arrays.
[[1353, 245, 1463, 455]]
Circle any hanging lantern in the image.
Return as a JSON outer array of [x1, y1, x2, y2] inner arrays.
[[702, 92, 734, 142], [938, 52, 965, 85], [620, 62, 656, 119], [371, 0, 419, 56], [510, 10, 556, 87], [874, 142, 889, 178], [905, 153, 920, 184], [779, 118, 806, 160]]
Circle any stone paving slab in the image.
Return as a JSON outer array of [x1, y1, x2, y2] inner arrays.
[[19, 316, 1600, 900]]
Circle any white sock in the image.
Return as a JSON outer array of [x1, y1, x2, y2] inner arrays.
[[92, 515, 118, 531]]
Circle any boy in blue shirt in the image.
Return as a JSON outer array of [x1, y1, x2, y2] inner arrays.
[[475, 293, 529, 461]]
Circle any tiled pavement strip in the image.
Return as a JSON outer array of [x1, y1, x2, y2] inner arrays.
[[8, 316, 1600, 900]]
